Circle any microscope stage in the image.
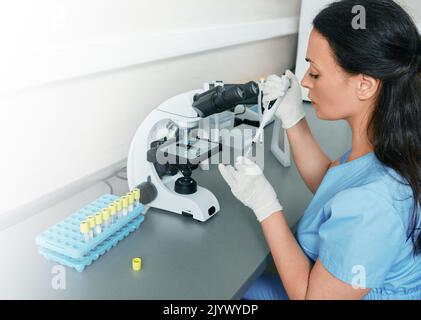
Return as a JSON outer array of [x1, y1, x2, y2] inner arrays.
[[157, 138, 221, 166]]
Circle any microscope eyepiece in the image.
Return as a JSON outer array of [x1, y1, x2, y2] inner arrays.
[[192, 84, 247, 118], [241, 81, 259, 99], [214, 86, 245, 107], [193, 86, 223, 102]]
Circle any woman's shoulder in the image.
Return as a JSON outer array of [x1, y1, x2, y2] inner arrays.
[[334, 162, 411, 201], [362, 165, 412, 200], [332, 181, 396, 209], [330, 168, 414, 227]]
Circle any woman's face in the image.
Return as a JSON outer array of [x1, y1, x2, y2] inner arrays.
[[301, 29, 367, 121]]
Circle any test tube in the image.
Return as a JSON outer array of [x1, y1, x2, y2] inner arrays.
[[133, 188, 140, 207], [127, 192, 135, 213], [88, 216, 95, 239], [102, 208, 111, 228], [121, 196, 129, 217], [109, 203, 117, 224], [80, 220, 90, 243], [115, 199, 123, 220], [94, 213, 103, 235]]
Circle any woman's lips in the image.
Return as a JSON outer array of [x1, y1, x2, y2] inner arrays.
[[308, 95, 316, 105]]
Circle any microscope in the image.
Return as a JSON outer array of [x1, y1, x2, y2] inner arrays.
[[127, 81, 259, 222]]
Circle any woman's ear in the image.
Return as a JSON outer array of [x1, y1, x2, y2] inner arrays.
[[356, 74, 380, 101]]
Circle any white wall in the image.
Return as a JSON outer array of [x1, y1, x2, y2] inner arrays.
[[0, 0, 301, 217], [398, 0, 421, 24], [398, 0, 421, 33]]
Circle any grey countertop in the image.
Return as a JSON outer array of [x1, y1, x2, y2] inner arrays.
[[0, 102, 351, 299]]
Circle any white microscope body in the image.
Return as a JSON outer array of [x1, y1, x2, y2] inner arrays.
[[127, 89, 220, 222], [127, 76, 291, 223]]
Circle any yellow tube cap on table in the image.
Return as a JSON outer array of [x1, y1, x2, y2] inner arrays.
[[80, 221, 89, 234], [132, 257, 142, 271]]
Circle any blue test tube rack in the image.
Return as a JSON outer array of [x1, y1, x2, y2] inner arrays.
[[35, 194, 145, 272]]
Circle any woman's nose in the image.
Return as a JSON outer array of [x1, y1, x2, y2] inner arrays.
[[301, 72, 312, 89]]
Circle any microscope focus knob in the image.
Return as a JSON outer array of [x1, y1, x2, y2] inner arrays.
[[136, 176, 158, 205], [174, 176, 197, 195]]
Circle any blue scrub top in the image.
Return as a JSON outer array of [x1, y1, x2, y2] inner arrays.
[[296, 149, 421, 300]]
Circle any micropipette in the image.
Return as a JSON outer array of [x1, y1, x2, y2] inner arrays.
[[245, 75, 291, 157]]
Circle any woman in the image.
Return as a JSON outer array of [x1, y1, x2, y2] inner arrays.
[[218, 0, 421, 300]]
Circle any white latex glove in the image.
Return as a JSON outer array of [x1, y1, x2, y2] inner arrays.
[[218, 156, 283, 222], [261, 70, 306, 129]]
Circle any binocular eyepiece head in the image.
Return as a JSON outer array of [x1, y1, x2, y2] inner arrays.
[[192, 81, 259, 118]]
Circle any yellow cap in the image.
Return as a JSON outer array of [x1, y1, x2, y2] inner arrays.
[[114, 199, 122, 211], [133, 188, 140, 201], [121, 196, 129, 208], [80, 221, 89, 234], [101, 208, 110, 221], [95, 213, 103, 225], [132, 257, 142, 271], [127, 192, 134, 204], [88, 216, 96, 229], [108, 203, 117, 216]]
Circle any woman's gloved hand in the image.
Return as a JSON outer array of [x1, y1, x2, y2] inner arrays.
[[261, 70, 306, 129], [218, 156, 283, 222]]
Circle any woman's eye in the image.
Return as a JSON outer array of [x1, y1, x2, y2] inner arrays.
[[309, 73, 319, 79]]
